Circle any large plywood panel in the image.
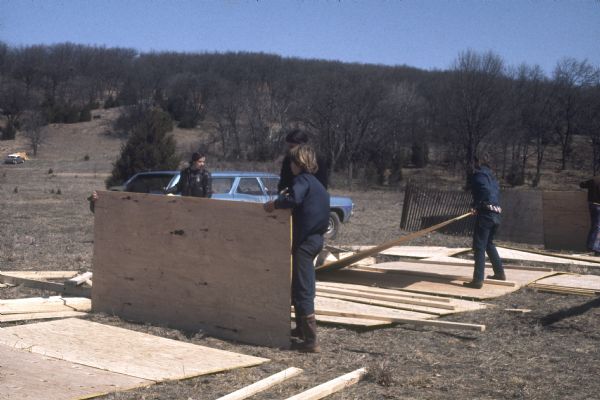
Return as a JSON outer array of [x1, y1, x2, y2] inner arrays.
[[0, 318, 269, 381], [92, 191, 291, 347], [543, 191, 590, 251], [498, 190, 544, 245], [0, 343, 151, 400]]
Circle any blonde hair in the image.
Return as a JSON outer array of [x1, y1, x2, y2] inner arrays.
[[289, 145, 319, 174]]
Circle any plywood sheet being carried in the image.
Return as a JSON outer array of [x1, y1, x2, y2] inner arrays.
[[0, 318, 269, 382], [542, 191, 590, 252], [92, 191, 291, 347], [0, 343, 151, 400], [497, 190, 544, 245]]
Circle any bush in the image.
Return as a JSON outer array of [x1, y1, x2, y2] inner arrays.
[[79, 107, 92, 122], [106, 108, 180, 188], [411, 141, 429, 168], [505, 163, 525, 187]]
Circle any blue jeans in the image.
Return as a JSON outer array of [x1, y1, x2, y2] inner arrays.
[[292, 234, 324, 316], [472, 212, 504, 282]]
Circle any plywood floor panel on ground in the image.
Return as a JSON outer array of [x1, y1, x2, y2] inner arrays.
[[354, 261, 554, 287], [0, 343, 152, 400], [92, 191, 291, 347], [530, 273, 600, 292], [0, 318, 269, 381], [0, 296, 90, 315], [319, 269, 517, 300]]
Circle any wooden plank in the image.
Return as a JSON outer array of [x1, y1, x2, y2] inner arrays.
[[317, 281, 453, 302], [316, 290, 487, 316], [294, 312, 393, 328], [284, 368, 367, 400], [315, 296, 437, 321], [379, 246, 471, 258], [0, 274, 91, 297], [318, 269, 519, 300], [543, 191, 590, 251], [416, 256, 555, 272], [316, 286, 458, 310], [0, 318, 269, 381], [65, 271, 93, 287], [0, 296, 90, 315], [316, 212, 473, 272], [531, 273, 600, 292], [216, 367, 303, 400], [92, 191, 291, 347], [0, 310, 87, 322], [0, 344, 152, 400], [0, 271, 80, 280], [498, 245, 600, 266]]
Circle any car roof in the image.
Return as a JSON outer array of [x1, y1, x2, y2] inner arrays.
[[133, 170, 279, 178]]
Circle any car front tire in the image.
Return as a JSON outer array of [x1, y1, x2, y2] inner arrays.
[[324, 211, 341, 240]]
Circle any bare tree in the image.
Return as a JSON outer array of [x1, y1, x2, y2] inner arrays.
[[550, 58, 599, 170], [440, 50, 506, 186], [21, 110, 46, 155]]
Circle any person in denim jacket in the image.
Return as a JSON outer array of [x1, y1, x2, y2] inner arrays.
[[464, 154, 506, 289]]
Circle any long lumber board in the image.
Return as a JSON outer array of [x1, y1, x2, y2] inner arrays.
[[92, 191, 291, 347], [315, 297, 485, 331], [345, 246, 472, 259], [0, 343, 152, 400], [0, 296, 90, 315], [0, 310, 87, 323], [284, 368, 367, 400], [0, 271, 80, 280], [317, 281, 453, 302], [0, 273, 91, 297], [292, 312, 393, 328], [216, 367, 303, 400], [528, 273, 600, 295], [0, 318, 269, 381]]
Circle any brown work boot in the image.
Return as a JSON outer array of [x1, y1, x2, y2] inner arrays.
[[293, 314, 320, 353], [463, 280, 483, 289], [487, 273, 506, 281]]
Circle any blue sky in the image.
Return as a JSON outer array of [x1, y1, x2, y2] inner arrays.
[[1, 0, 599, 75]]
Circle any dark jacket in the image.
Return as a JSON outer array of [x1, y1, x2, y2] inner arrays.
[[167, 166, 212, 198], [275, 172, 330, 249], [471, 165, 501, 212], [580, 177, 600, 203], [278, 154, 329, 193]]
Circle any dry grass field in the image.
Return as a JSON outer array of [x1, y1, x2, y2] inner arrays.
[[1, 110, 599, 399]]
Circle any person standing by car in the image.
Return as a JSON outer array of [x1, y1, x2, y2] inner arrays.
[[463, 154, 506, 289], [264, 145, 329, 353], [580, 176, 600, 256], [166, 152, 212, 198], [278, 129, 329, 194]]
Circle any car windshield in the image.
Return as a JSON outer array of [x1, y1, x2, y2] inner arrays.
[[127, 175, 174, 193]]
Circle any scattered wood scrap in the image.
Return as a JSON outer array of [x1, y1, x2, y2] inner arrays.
[[284, 367, 367, 400], [216, 367, 303, 400], [528, 273, 600, 296]]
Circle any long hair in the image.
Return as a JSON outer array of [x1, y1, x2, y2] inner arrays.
[[289, 145, 318, 174]]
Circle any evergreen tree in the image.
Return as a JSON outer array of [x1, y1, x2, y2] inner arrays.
[[106, 108, 180, 188]]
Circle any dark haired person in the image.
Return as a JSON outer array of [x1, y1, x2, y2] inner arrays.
[[264, 145, 329, 352], [580, 176, 600, 256], [278, 129, 329, 194], [166, 152, 212, 198], [464, 154, 506, 289]]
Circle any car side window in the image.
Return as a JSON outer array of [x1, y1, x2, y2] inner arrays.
[[236, 178, 263, 195], [213, 177, 234, 194], [128, 175, 173, 193], [262, 177, 279, 196]]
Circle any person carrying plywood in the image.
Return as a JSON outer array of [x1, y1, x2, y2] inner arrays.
[[264, 145, 329, 353], [463, 153, 506, 289]]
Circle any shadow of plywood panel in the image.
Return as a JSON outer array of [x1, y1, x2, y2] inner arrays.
[[0, 318, 269, 382], [542, 191, 590, 252], [92, 191, 291, 347], [0, 343, 152, 400], [498, 190, 544, 245]]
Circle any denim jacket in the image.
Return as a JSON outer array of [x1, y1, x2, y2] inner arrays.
[[471, 166, 501, 211]]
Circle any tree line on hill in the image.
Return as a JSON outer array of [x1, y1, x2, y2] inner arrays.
[[0, 41, 599, 187]]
